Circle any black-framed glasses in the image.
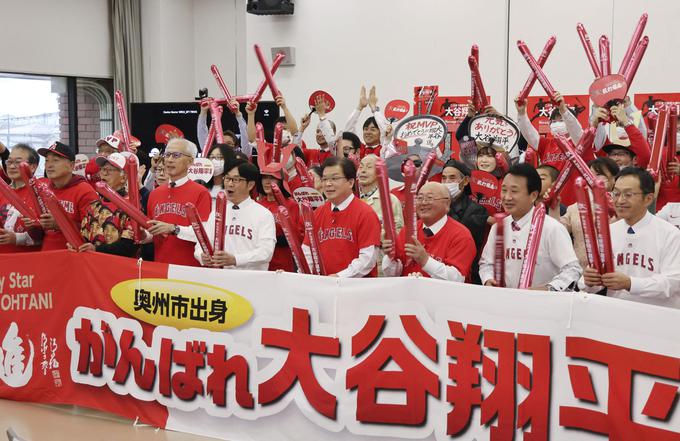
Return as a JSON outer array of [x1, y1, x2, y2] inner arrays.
[[416, 196, 450, 204], [224, 176, 247, 184]]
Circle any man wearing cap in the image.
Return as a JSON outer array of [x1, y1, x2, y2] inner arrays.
[[96, 135, 121, 157], [146, 138, 211, 266], [34, 142, 99, 250], [382, 182, 476, 281], [76, 152, 136, 257], [197, 161, 276, 270]]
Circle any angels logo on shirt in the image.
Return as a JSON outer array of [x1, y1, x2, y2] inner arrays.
[[317, 227, 354, 243], [617, 252, 655, 271], [228, 224, 253, 240], [153, 202, 187, 218]]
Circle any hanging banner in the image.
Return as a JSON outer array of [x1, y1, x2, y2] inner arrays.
[[1, 251, 680, 440]]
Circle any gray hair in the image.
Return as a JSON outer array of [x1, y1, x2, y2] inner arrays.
[[167, 138, 198, 157]]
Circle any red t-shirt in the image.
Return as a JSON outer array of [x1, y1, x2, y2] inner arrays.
[[302, 147, 333, 168], [147, 180, 211, 266], [538, 137, 595, 207], [258, 197, 303, 272], [359, 144, 382, 158], [305, 196, 382, 277], [42, 176, 99, 251], [0, 185, 42, 253], [394, 217, 477, 278]]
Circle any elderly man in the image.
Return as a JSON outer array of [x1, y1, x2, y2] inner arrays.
[[358, 154, 404, 235], [382, 182, 476, 281], [147, 138, 211, 266]]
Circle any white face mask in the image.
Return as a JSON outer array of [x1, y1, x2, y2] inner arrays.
[[285, 153, 295, 170], [211, 159, 224, 177], [282, 130, 292, 146], [549, 121, 568, 137], [616, 126, 629, 140], [444, 182, 461, 199]]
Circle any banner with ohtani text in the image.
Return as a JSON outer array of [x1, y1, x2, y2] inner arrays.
[[1, 251, 680, 440]]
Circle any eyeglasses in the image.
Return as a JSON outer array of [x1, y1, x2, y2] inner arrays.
[[224, 176, 247, 184], [163, 151, 193, 159], [612, 190, 646, 200], [321, 176, 348, 184], [5, 159, 30, 166], [416, 196, 450, 204], [99, 166, 121, 174]]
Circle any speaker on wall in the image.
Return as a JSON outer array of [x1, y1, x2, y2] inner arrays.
[[247, 0, 294, 16]]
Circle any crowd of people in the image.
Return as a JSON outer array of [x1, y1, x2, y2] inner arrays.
[[0, 80, 678, 309]]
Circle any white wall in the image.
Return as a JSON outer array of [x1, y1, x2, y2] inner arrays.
[[0, 0, 112, 78], [245, 0, 510, 134]]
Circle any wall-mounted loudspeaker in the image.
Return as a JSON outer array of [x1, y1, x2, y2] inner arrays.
[[247, 0, 294, 16]]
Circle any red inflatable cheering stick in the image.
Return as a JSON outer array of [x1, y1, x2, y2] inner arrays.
[[185, 202, 213, 257], [214, 191, 227, 253], [517, 36, 556, 104], [518, 204, 547, 289], [376, 158, 398, 260]]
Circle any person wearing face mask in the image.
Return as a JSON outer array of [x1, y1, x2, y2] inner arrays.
[[203, 143, 237, 206], [560, 157, 619, 270], [516, 92, 588, 206], [442, 160, 488, 284]]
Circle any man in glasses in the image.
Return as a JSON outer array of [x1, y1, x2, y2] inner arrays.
[[582, 168, 680, 307], [0, 144, 43, 252], [382, 182, 476, 281], [146, 138, 211, 266], [302, 156, 381, 277], [479, 163, 581, 290], [195, 161, 276, 270]]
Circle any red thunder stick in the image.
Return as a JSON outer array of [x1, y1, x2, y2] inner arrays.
[[524, 147, 539, 168], [209, 100, 225, 144], [470, 45, 481, 109], [517, 41, 557, 100], [294, 157, 314, 187], [623, 36, 649, 90], [114, 90, 132, 152], [517, 36, 557, 103], [518, 204, 547, 289], [376, 158, 398, 260], [667, 106, 678, 168], [618, 13, 648, 75], [36, 182, 84, 248], [0, 177, 39, 222], [272, 122, 284, 163], [599, 35, 611, 76], [591, 177, 614, 273], [202, 122, 217, 158], [467, 56, 489, 108], [214, 191, 227, 252], [543, 128, 596, 205], [18, 162, 42, 217], [554, 136, 599, 187], [124, 154, 142, 240], [300, 201, 325, 275], [277, 205, 311, 274], [403, 160, 417, 247], [270, 182, 287, 207], [576, 23, 603, 78], [255, 122, 265, 142], [94, 182, 152, 229], [185, 202, 213, 257], [348, 153, 361, 197], [648, 106, 669, 179], [493, 212, 506, 287], [210, 64, 237, 112], [415, 151, 437, 192], [574, 177, 602, 273], [495, 152, 510, 175], [249, 52, 285, 106], [254, 44, 282, 100]]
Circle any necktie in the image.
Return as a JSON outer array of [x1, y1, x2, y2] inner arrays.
[[423, 227, 434, 237], [627, 226, 635, 234], [332, 207, 340, 212], [511, 221, 521, 232]]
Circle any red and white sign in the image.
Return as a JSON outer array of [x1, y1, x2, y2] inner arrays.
[[394, 115, 448, 150], [470, 169, 502, 214], [468, 115, 520, 158], [384, 99, 410, 122], [292, 186, 325, 208], [526, 95, 590, 135], [589, 74, 627, 107], [188, 157, 214, 182], [73, 154, 89, 177], [2, 251, 680, 440], [308, 90, 335, 113], [634, 92, 680, 128]]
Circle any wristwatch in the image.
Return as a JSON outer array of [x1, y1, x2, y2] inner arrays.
[[172, 225, 180, 236]]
